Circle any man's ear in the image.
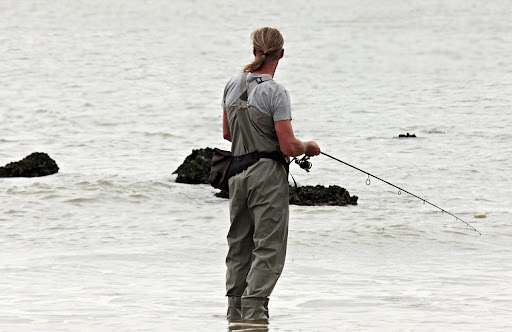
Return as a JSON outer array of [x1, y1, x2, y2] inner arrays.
[[280, 49, 284, 59], [253, 47, 257, 56]]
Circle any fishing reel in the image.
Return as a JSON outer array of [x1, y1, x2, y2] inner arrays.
[[295, 155, 312, 172]]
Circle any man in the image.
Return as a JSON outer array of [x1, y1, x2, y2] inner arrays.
[[221, 27, 321, 324]]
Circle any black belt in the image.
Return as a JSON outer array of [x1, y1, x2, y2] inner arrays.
[[227, 151, 289, 179]]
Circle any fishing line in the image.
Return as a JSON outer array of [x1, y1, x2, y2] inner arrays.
[[320, 152, 481, 235]]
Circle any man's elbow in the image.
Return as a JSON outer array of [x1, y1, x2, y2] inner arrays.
[[223, 132, 232, 142]]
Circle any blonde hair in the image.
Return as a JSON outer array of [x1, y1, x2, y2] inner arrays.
[[243, 27, 284, 72]]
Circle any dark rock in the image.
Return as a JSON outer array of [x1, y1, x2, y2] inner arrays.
[[289, 185, 358, 206], [0, 152, 59, 178], [173, 147, 214, 184], [398, 133, 416, 138], [175, 148, 358, 206]]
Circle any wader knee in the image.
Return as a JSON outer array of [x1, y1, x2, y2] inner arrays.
[[241, 297, 269, 323], [227, 296, 242, 322]]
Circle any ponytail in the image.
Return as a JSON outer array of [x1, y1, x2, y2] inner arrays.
[[243, 27, 284, 72]]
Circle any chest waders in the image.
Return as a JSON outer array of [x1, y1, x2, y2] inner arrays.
[[225, 72, 290, 323]]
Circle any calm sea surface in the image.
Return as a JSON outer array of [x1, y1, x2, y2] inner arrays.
[[1, 1, 511, 331]]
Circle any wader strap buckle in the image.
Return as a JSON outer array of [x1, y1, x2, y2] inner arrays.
[[238, 74, 273, 106]]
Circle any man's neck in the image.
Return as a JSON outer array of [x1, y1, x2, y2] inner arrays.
[[252, 61, 278, 77]]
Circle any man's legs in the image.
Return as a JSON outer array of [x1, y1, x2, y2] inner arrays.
[[242, 160, 289, 322], [226, 176, 254, 321]]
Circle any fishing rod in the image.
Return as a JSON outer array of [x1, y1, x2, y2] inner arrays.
[[294, 153, 481, 235]]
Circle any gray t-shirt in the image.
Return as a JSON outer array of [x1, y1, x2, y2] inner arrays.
[[221, 72, 292, 121]]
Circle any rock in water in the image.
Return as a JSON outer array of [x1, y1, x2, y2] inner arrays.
[[0, 152, 59, 178], [289, 185, 358, 206], [398, 133, 416, 138], [173, 148, 214, 184]]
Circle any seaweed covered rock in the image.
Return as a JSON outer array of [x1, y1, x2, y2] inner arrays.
[[173, 147, 214, 184], [174, 148, 358, 206], [0, 152, 59, 178], [289, 185, 357, 206]]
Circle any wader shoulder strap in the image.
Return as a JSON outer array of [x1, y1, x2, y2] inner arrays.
[[239, 72, 249, 107], [239, 74, 273, 107]]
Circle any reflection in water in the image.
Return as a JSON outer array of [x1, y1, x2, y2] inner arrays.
[[228, 321, 269, 332]]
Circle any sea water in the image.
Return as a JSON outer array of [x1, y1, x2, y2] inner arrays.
[[1, 0, 511, 331]]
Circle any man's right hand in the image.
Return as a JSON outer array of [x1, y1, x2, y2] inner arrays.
[[305, 141, 321, 156]]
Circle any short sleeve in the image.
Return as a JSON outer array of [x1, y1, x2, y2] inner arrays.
[[272, 90, 292, 121]]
